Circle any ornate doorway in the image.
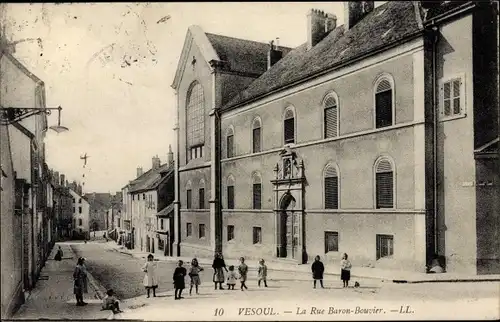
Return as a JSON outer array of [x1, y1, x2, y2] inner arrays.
[[271, 146, 307, 263]]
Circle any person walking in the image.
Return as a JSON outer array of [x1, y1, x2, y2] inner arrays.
[[226, 265, 237, 290], [340, 253, 352, 288], [73, 257, 88, 306], [142, 254, 158, 298], [212, 253, 228, 290], [311, 255, 325, 289], [54, 246, 63, 261], [257, 259, 268, 287], [173, 260, 187, 300], [238, 257, 249, 291], [189, 258, 204, 296]]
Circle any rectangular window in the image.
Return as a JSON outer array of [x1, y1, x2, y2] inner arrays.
[[227, 225, 235, 241], [376, 172, 394, 209], [324, 231, 339, 253], [79, 207, 82, 214], [79, 198, 82, 204], [199, 188, 205, 209], [199, 224, 206, 238], [143, 193, 146, 200], [252, 226, 262, 244], [441, 77, 464, 118], [284, 118, 295, 144], [186, 223, 192, 237], [73, 207, 75, 213], [324, 106, 338, 138], [160, 219, 164, 230], [186, 189, 192, 209], [78, 218, 83, 226], [375, 91, 392, 128], [227, 186, 234, 209], [376, 234, 394, 259], [253, 128, 261, 153], [324, 177, 339, 209], [227, 135, 234, 158], [252, 183, 261, 209]]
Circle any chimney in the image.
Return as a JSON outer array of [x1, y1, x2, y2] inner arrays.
[[307, 9, 336, 50], [137, 167, 143, 178], [168, 145, 174, 167], [53, 171, 60, 186], [344, 1, 374, 31], [77, 184, 82, 195], [60, 174, 65, 186], [152, 155, 161, 170], [267, 38, 283, 70]]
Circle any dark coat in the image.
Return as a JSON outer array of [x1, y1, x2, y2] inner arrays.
[[173, 267, 187, 289], [311, 261, 325, 280], [54, 249, 63, 261], [73, 264, 88, 295], [212, 258, 226, 269]]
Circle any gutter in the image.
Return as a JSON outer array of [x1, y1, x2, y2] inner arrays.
[[223, 31, 424, 112], [422, 2, 476, 27]]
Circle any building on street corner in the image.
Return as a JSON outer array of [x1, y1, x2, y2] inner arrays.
[[68, 185, 90, 240], [171, 1, 499, 274]]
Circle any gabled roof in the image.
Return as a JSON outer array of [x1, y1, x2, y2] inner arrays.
[[129, 163, 174, 193], [222, 1, 423, 111], [171, 25, 292, 90], [423, 1, 474, 23], [156, 202, 174, 218], [206, 33, 292, 77]]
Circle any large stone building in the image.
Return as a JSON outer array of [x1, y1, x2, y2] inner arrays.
[[69, 188, 90, 239], [171, 1, 499, 274]]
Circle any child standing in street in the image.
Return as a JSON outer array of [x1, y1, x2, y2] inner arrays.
[[311, 255, 325, 289], [102, 289, 122, 314], [226, 265, 237, 290], [189, 258, 204, 296], [238, 257, 249, 291], [173, 260, 187, 300], [340, 253, 352, 288], [257, 259, 268, 287]]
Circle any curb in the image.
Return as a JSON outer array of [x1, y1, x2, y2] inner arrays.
[[68, 245, 106, 300]]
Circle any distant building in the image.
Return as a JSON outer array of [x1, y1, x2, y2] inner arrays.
[[69, 189, 90, 239], [171, 1, 499, 274], [84, 192, 112, 234]]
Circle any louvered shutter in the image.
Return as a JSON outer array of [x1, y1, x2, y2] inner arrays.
[[227, 186, 234, 209], [324, 96, 338, 138], [375, 160, 394, 209], [324, 166, 339, 209], [284, 118, 294, 143], [375, 80, 393, 128], [186, 189, 192, 209], [227, 135, 234, 158], [253, 127, 261, 153], [253, 183, 262, 209]]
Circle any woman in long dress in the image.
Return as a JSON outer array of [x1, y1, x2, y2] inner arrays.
[[73, 257, 88, 306], [212, 253, 228, 290], [142, 254, 158, 298]]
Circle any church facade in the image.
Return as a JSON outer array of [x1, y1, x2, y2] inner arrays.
[[171, 1, 499, 274]]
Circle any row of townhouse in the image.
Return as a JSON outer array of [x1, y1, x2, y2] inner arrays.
[[0, 49, 72, 317], [170, 1, 499, 274], [120, 150, 175, 257]]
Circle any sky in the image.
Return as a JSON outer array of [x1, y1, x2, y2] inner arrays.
[[2, 2, 384, 193]]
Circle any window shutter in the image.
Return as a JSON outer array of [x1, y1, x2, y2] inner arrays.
[[324, 106, 338, 138], [376, 172, 393, 208], [199, 188, 205, 209], [284, 118, 294, 143], [253, 183, 261, 209], [375, 91, 392, 128], [227, 186, 234, 209], [227, 135, 234, 158], [253, 127, 261, 153], [324, 166, 339, 209], [186, 189, 192, 209]]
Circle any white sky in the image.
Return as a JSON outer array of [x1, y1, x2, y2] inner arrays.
[[2, 2, 384, 193]]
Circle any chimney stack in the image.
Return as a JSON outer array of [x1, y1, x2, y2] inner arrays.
[[344, 1, 374, 31], [307, 9, 337, 50], [137, 167, 143, 178], [77, 183, 82, 195], [53, 171, 60, 186], [152, 155, 161, 170], [60, 174, 65, 186], [267, 38, 283, 70], [168, 145, 174, 167]]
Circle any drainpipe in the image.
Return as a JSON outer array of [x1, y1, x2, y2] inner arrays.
[[431, 24, 440, 260]]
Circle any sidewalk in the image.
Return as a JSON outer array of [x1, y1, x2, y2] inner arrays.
[[102, 241, 500, 283], [13, 243, 112, 320]]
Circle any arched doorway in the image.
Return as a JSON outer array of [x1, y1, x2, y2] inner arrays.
[[278, 192, 297, 259]]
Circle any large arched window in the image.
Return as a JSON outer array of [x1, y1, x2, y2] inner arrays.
[[374, 75, 395, 129], [252, 117, 262, 153], [374, 157, 395, 209], [252, 172, 262, 209], [283, 107, 295, 144], [198, 179, 205, 209], [226, 126, 234, 158], [186, 180, 192, 209], [323, 93, 339, 138], [324, 163, 339, 209], [186, 81, 205, 161]]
